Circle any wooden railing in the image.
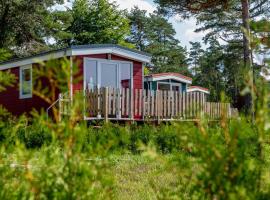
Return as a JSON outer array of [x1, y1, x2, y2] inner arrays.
[[83, 87, 238, 121], [59, 93, 71, 120]]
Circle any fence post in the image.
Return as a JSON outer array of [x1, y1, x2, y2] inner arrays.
[[104, 87, 109, 123], [58, 93, 62, 122], [97, 88, 101, 119], [129, 88, 134, 120], [142, 89, 146, 120], [202, 93, 206, 118], [116, 88, 121, 119]]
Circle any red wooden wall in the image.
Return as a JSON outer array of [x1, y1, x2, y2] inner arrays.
[[0, 67, 50, 116], [0, 53, 143, 117]]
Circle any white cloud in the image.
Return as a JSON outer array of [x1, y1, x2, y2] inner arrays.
[[182, 18, 204, 41], [171, 17, 207, 48], [184, 29, 206, 41], [52, 0, 72, 11], [112, 0, 156, 13]]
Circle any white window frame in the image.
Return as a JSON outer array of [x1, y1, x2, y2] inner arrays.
[[157, 82, 171, 91], [157, 81, 182, 92], [83, 58, 133, 91], [19, 64, 32, 99]]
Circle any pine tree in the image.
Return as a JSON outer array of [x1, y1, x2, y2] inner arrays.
[[127, 7, 149, 51], [0, 0, 64, 57], [193, 39, 225, 101], [188, 42, 204, 75], [53, 0, 131, 47], [128, 9, 189, 75], [155, 0, 269, 67]]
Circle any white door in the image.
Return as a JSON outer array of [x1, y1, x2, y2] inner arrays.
[[84, 58, 132, 90], [84, 60, 97, 90], [99, 62, 119, 89]]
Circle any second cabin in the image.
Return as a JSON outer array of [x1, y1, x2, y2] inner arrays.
[[144, 72, 192, 92]]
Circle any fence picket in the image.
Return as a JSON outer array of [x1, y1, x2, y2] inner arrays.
[[121, 88, 125, 116], [127, 88, 129, 117], [155, 92, 158, 117], [142, 90, 146, 117], [134, 89, 138, 116]]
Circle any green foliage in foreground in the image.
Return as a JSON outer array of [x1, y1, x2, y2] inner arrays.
[[0, 108, 270, 199]]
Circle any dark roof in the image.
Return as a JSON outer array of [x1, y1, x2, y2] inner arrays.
[[0, 44, 151, 66]]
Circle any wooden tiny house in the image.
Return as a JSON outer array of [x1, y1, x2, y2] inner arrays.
[[0, 44, 150, 116], [187, 86, 210, 95], [144, 72, 192, 92]]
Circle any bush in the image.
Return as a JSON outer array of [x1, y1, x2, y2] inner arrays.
[[155, 125, 181, 153], [129, 124, 153, 153], [16, 119, 52, 149], [0, 106, 13, 142]]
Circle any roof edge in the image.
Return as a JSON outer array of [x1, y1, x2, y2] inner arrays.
[[145, 72, 193, 81], [0, 44, 151, 70]]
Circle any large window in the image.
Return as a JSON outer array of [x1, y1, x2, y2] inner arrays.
[[84, 58, 132, 90], [85, 60, 97, 90], [158, 83, 170, 91], [100, 62, 118, 88], [120, 63, 131, 89], [158, 82, 182, 92], [20, 65, 32, 99]]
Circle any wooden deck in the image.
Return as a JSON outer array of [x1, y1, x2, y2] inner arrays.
[[59, 87, 238, 122]]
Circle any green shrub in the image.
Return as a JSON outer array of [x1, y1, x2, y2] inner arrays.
[[17, 121, 52, 149], [155, 125, 181, 153], [129, 124, 153, 153]]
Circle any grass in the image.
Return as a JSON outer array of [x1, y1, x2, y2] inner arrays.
[[110, 154, 194, 200]]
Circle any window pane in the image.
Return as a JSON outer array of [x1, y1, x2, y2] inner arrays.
[[22, 68, 31, 95], [172, 85, 179, 92], [158, 83, 170, 90], [120, 63, 131, 89], [23, 69, 31, 81], [85, 60, 97, 90], [100, 63, 117, 88]]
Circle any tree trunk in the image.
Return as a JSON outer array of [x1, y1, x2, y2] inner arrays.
[[241, 0, 251, 68], [241, 0, 254, 117]]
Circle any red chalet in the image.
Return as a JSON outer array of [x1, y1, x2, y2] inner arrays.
[[0, 44, 151, 118], [0, 44, 237, 121]]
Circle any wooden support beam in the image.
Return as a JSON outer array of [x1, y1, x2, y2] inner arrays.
[[104, 87, 109, 123]]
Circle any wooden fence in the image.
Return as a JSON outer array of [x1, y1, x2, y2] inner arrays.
[[79, 87, 238, 121]]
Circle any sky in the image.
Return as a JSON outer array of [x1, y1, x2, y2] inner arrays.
[[57, 0, 206, 49]]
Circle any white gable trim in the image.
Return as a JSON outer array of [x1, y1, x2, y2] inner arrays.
[[71, 47, 151, 63], [0, 50, 71, 70], [0, 47, 151, 70], [187, 88, 210, 94], [150, 75, 192, 84]]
